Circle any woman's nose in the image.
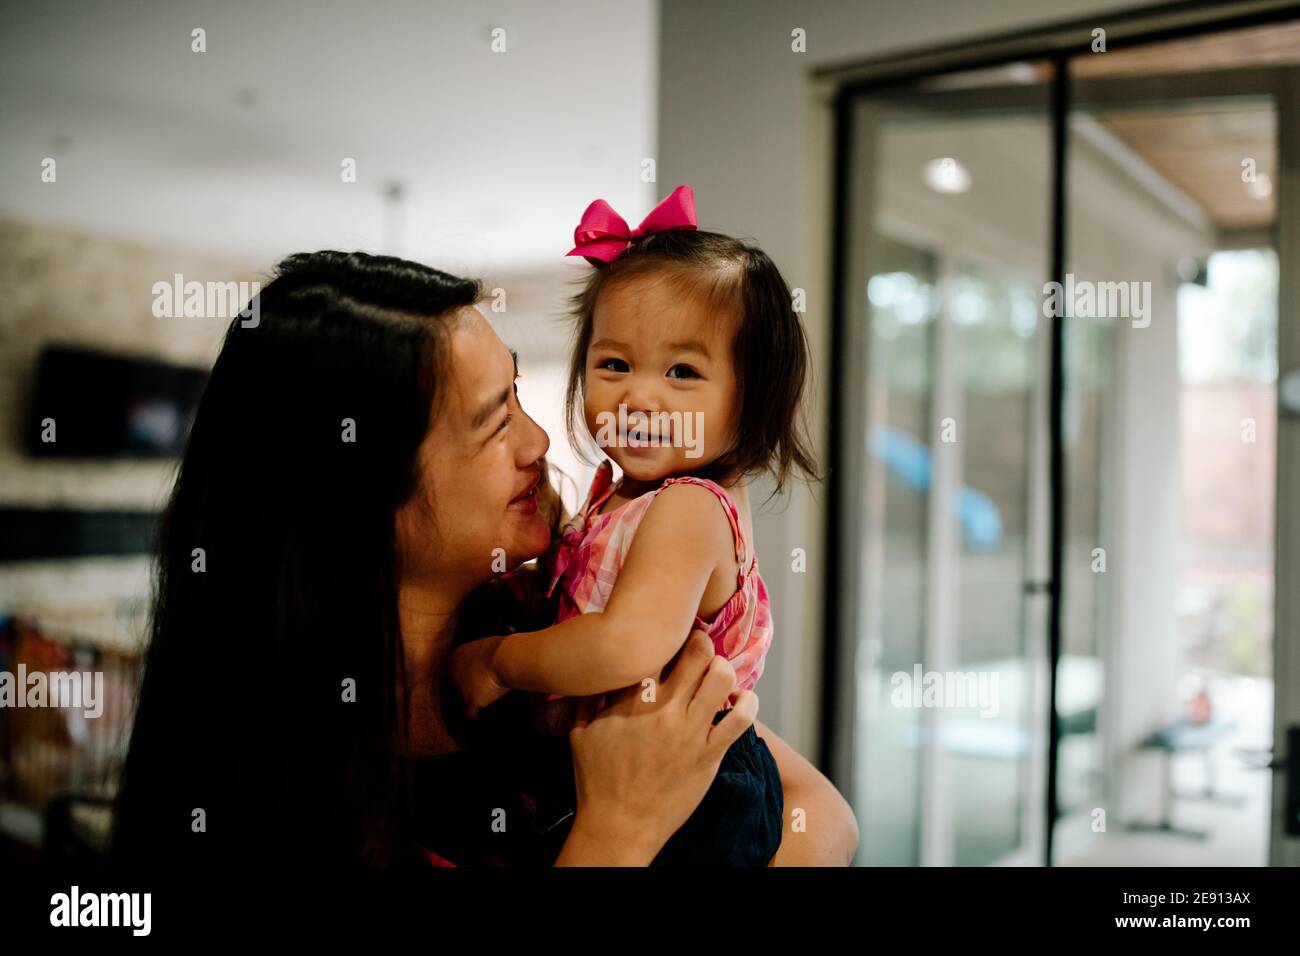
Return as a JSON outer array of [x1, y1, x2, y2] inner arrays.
[[518, 405, 550, 465]]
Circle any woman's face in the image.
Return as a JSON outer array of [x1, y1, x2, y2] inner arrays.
[[396, 307, 552, 592]]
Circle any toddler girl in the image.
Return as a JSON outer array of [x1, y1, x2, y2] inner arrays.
[[452, 185, 816, 865]]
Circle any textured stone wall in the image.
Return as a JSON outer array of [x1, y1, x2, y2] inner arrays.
[[0, 216, 260, 509]]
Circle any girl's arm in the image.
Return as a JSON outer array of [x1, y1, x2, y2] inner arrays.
[[490, 483, 734, 699], [760, 719, 859, 866]]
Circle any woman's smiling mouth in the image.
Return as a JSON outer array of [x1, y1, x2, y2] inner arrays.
[[508, 473, 541, 513]]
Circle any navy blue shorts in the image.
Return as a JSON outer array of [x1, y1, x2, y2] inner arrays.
[[650, 709, 784, 866], [526, 709, 784, 867]]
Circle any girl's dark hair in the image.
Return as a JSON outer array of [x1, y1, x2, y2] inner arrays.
[[564, 229, 817, 494], [111, 251, 480, 865]]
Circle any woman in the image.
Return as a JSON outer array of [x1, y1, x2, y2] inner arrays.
[[111, 250, 856, 865]]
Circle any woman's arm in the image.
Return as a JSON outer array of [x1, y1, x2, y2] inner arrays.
[[759, 720, 859, 866], [552, 631, 755, 866]]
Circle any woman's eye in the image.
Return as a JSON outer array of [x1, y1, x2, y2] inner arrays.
[[597, 358, 629, 373], [495, 414, 513, 435], [667, 364, 700, 380]]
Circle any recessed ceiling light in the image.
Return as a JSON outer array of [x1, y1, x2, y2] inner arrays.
[[1006, 62, 1039, 84], [924, 157, 970, 193], [1247, 172, 1272, 200]]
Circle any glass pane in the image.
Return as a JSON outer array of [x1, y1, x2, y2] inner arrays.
[[847, 65, 1053, 865], [1057, 308, 1112, 823], [1059, 20, 1291, 863], [857, 237, 934, 866], [951, 260, 1040, 865]]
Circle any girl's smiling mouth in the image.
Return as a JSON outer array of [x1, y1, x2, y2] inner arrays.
[[618, 423, 672, 446]]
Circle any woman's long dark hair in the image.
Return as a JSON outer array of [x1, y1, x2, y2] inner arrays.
[[111, 251, 480, 865]]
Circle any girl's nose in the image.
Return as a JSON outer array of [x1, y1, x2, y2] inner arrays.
[[621, 376, 662, 414]]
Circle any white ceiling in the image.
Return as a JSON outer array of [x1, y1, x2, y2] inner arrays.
[[0, 0, 658, 275]]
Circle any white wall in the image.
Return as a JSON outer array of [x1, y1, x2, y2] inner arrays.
[[0, 0, 658, 274]]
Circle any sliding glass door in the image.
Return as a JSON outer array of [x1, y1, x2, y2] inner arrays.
[[831, 17, 1300, 867]]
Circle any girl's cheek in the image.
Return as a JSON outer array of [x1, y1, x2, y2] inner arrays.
[[583, 391, 604, 433], [585, 377, 606, 407]]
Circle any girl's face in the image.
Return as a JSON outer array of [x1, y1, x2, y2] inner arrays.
[[396, 307, 552, 593], [583, 273, 739, 485]]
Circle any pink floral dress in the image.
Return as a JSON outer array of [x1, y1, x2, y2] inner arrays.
[[546, 460, 773, 706]]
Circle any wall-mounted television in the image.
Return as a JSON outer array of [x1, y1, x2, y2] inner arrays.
[[24, 346, 209, 459]]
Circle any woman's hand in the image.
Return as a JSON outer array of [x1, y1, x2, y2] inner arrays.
[[449, 636, 511, 720], [554, 629, 755, 866]]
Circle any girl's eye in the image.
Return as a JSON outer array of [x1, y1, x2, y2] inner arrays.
[[597, 358, 629, 373], [667, 364, 700, 380], [495, 414, 513, 435]]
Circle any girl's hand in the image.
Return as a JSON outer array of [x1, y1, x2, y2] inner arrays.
[[449, 636, 511, 720], [556, 629, 756, 865], [529, 693, 589, 737]]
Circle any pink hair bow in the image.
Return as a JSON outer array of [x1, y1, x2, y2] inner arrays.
[[566, 185, 697, 265]]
